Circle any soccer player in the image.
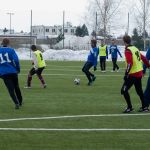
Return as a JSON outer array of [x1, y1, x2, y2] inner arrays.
[[25, 45, 46, 88], [0, 38, 22, 109], [143, 47, 150, 108], [109, 39, 122, 72], [99, 39, 108, 72], [121, 35, 150, 113], [82, 39, 99, 86]]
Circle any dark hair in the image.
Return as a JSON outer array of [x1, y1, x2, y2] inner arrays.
[[2, 38, 10, 46], [123, 35, 131, 44], [31, 45, 37, 50], [91, 39, 97, 45]]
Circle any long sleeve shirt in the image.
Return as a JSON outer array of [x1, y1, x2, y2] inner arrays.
[[143, 48, 150, 75], [87, 47, 99, 67], [125, 46, 150, 77], [0, 46, 20, 76], [109, 45, 122, 59]]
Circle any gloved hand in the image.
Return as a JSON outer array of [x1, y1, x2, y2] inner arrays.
[[94, 66, 97, 71], [124, 74, 129, 81]]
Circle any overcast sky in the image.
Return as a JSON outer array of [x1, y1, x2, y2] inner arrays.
[[0, 0, 88, 32]]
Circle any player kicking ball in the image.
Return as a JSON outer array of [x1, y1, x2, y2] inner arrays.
[[82, 39, 99, 86]]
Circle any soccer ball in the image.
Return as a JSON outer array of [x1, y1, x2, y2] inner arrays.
[[74, 78, 80, 85]]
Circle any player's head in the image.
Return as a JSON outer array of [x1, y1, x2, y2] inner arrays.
[[31, 45, 37, 51], [1, 38, 10, 47], [123, 35, 131, 46], [91, 39, 97, 48], [101, 39, 105, 46], [111, 39, 115, 45]]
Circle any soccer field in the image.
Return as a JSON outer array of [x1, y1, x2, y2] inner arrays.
[[0, 60, 150, 150]]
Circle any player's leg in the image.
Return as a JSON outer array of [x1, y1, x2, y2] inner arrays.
[[26, 68, 35, 87], [134, 77, 149, 112], [2, 74, 20, 109], [100, 57, 103, 71], [121, 77, 134, 112], [144, 77, 150, 107], [36, 67, 46, 88], [12, 74, 23, 106], [82, 62, 93, 85]]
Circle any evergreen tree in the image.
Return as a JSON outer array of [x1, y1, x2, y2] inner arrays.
[[132, 28, 144, 50], [75, 26, 83, 37], [81, 24, 89, 36], [75, 24, 89, 37]]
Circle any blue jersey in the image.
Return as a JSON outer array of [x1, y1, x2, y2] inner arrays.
[[143, 48, 150, 76], [0, 47, 20, 76], [109, 45, 122, 59], [87, 47, 99, 67]]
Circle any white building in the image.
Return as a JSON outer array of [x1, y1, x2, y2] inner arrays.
[[32, 22, 76, 38]]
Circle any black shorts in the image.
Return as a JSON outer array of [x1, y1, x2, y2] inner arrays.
[[29, 67, 45, 76]]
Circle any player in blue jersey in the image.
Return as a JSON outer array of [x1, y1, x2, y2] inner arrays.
[[82, 39, 99, 86], [0, 38, 22, 109], [143, 47, 150, 109], [109, 39, 122, 72]]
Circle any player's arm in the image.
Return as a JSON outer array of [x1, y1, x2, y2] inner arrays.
[[32, 53, 38, 69], [125, 49, 133, 75], [12, 49, 20, 73]]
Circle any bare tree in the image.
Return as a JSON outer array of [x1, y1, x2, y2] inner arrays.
[[133, 0, 150, 50], [86, 0, 123, 40]]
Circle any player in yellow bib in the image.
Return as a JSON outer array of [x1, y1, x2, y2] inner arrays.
[[121, 35, 150, 113], [25, 45, 46, 88], [99, 40, 108, 72]]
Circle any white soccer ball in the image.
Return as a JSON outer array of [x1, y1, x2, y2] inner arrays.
[[74, 78, 80, 85]]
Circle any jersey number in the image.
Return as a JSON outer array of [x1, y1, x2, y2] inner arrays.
[[135, 51, 141, 61], [40, 53, 43, 61], [0, 53, 11, 64]]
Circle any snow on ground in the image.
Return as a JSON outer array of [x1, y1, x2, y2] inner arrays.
[[16, 46, 126, 61], [16, 34, 146, 61]]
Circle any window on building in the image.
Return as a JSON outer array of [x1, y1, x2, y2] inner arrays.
[[52, 29, 56, 33], [64, 29, 68, 33], [71, 29, 74, 33], [46, 29, 49, 32]]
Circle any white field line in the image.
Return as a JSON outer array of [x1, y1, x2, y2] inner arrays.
[[0, 113, 150, 122], [19, 74, 125, 77], [19, 74, 149, 77], [0, 128, 150, 131]]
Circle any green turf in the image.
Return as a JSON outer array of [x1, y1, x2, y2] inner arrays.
[[0, 60, 150, 150]]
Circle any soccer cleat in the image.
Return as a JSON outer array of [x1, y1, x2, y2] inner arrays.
[[117, 69, 120, 72], [111, 70, 115, 72], [43, 84, 47, 88], [15, 104, 20, 109], [87, 81, 93, 86], [138, 107, 149, 112], [24, 86, 31, 89], [123, 108, 133, 113], [92, 76, 96, 82]]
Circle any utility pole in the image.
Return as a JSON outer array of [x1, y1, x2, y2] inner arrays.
[[63, 11, 65, 49], [127, 12, 129, 35], [7, 12, 14, 34], [95, 12, 98, 39], [30, 10, 33, 58], [143, 0, 146, 51]]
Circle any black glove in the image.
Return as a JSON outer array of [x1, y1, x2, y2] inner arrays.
[[124, 73, 129, 81], [94, 66, 97, 71]]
